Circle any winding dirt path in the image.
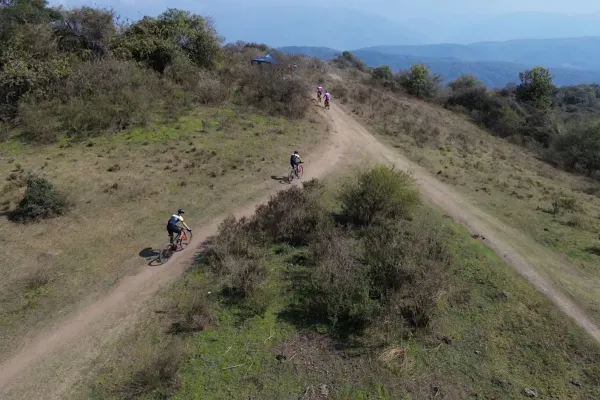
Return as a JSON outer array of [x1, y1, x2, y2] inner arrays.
[[1, 98, 599, 398]]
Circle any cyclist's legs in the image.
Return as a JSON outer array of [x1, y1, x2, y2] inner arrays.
[[167, 224, 182, 246]]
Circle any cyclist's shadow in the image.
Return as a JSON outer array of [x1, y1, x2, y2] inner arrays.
[[139, 247, 162, 266], [271, 175, 289, 184]]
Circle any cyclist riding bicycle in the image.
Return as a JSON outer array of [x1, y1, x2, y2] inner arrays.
[[324, 91, 331, 107], [317, 86, 323, 100], [290, 150, 303, 175], [167, 208, 191, 250]]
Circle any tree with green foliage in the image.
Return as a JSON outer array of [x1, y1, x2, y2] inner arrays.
[[53, 7, 116, 60], [446, 74, 488, 111], [397, 64, 441, 99], [551, 121, 600, 173], [333, 51, 368, 72], [0, 0, 61, 47], [372, 65, 393, 82], [0, 21, 72, 120], [112, 9, 222, 73], [516, 66, 556, 111]]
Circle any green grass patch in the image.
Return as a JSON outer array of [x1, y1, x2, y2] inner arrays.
[[167, 174, 600, 399]]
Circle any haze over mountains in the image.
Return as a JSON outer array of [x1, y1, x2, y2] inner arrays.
[[280, 39, 600, 88], [51, 1, 600, 87]]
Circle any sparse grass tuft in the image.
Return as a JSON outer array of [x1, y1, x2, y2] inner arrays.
[[113, 341, 185, 400]]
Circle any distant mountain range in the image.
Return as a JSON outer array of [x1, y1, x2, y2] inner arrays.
[[279, 37, 600, 87]]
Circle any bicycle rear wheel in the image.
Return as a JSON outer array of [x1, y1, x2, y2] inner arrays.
[[288, 168, 295, 183], [159, 244, 174, 264]]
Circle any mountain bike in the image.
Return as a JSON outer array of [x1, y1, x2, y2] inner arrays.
[[324, 98, 330, 110], [288, 162, 304, 183], [317, 92, 322, 102], [159, 228, 193, 264]]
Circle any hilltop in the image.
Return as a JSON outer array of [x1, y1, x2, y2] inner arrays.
[[2, 2, 600, 400]]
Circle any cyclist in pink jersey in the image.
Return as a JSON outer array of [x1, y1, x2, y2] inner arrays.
[[324, 91, 331, 108], [317, 86, 323, 101]]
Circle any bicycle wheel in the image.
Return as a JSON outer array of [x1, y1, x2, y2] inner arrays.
[[159, 244, 174, 263], [288, 168, 295, 183], [297, 164, 303, 179], [179, 230, 193, 250]]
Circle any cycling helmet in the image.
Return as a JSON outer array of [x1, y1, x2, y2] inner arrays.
[[294, 150, 298, 154], [178, 208, 185, 214]]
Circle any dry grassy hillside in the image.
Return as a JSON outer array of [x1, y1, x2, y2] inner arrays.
[[0, 106, 326, 361], [327, 68, 600, 325]]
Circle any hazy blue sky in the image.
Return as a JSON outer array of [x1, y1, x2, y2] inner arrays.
[[49, 0, 600, 19], [47, 0, 600, 46]]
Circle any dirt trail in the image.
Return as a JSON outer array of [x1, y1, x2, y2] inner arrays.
[[325, 102, 600, 344], [0, 104, 352, 399], [2, 99, 600, 398]]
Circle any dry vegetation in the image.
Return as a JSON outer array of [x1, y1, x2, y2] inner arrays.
[[325, 67, 600, 326], [84, 168, 600, 399], [0, 105, 326, 362], [0, 0, 333, 365]]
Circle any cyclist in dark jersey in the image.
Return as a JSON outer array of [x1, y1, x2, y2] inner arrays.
[[290, 150, 303, 175], [167, 208, 191, 250]]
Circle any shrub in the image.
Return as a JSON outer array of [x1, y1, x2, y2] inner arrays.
[[112, 9, 222, 73], [333, 51, 368, 72], [340, 165, 420, 226], [396, 64, 442, 99], [249, 179, 326, 245], [549, 121, 600, 174], [10, 175, 70, 222], [18, 59, 189, 142], [446, 75, 488, 112], [168, 280, 215, 334], [164, 56, 224, 104], [365, 221, 452, 328], [306, 228, 377, 332], [206, 216, 268, 302], [116, 340, 185, 399], [234, 66, 308, 118]]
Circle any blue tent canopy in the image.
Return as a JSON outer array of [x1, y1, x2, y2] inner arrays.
[[251, 53, 279, 64]]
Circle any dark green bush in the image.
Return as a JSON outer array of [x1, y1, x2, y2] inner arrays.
[[340, 165, 420, 226], [549, 121, 600, 174], [249, 178, 326, 245], [10, 175, 70, 222]]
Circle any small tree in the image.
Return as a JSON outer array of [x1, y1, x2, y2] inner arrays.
[[516, 66, 556, 111], [53, 7, 116, 60], [397, 64, 441, 98]]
